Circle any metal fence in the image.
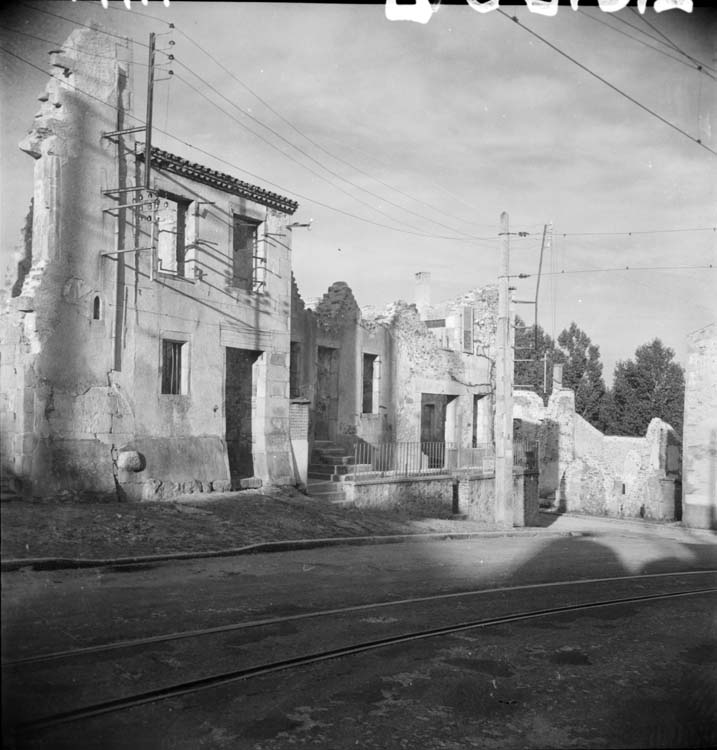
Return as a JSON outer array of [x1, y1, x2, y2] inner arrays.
[[351, 440, 539, 479]]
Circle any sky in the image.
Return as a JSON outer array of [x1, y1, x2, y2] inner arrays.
[[1, 0, 715, 383]]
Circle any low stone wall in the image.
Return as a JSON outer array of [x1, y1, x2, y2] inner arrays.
[[343, 469, 539, 527]]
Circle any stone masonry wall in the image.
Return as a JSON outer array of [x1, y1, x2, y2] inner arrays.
[[682, 323, 717, 529], [514, 387, 681, 521]]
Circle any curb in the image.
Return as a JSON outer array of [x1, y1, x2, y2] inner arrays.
[[0, 528, 588, 573]]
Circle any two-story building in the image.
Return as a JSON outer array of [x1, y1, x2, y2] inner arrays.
[[0, 27, 301, 500]]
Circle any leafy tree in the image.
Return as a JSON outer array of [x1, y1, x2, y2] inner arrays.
[[554, 322, 606, 428], [514, 315, 557, 402], [602, 338, 684, 437]]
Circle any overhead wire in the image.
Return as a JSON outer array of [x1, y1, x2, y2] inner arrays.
[[15, 2, 500, 243], [558, 226, 716, 237], [498, 10, 717, 157], [171, 70, 451, 239], [628, 6, 717, 74], [102, 1, 498, 234], [27, 0, 498, 237], [18, 2, 150, 47], [578, 10, 716, 79], [1, 45, 495, 242], [172, 67, 497, 243], [526, 263, 714, 277], [0, 24, 148, 65]]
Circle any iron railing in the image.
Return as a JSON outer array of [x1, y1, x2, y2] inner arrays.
[[350, 439, 539, 480]]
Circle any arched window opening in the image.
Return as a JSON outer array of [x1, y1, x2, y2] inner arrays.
[[92, 295, 101, 320]]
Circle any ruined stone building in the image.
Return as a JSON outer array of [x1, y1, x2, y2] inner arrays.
[[0, 28, 301, 499], [290, 273, 497, 460], [514, 384, 681, 522], [4, 25, 683, 530]]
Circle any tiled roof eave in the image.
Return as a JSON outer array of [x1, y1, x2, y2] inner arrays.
[[137, 146, 298, 215]]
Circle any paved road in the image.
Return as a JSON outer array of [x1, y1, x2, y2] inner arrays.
[[3, 521, 716, 749]]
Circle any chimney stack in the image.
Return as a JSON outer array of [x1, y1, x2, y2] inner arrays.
[[415, 271, 431, 314], [553, 363, 563, 391]]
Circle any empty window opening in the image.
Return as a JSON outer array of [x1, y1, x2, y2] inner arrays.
[[232, 215, 261, 291], [161, 339, 185, 394], [92, 295, 101, 320], [362, 353, 378, 414], [315, 346, 339, 441], [157, 193, 189, 276], [462, 305, 474, 353], [290, 342, 302, 399]]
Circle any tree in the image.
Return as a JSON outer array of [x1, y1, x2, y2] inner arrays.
[[602, 338, 685, 437], [513, 315, 557, 401], [554, 322, 606, 428]]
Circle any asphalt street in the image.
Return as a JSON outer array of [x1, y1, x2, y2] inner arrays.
[[2, 521, 716, 749]]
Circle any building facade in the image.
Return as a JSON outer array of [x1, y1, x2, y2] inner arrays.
[[290, 273, 497, 463], [0, 28, 300, 499]]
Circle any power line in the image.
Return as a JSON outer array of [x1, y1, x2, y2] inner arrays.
[[498, 10, 717, 157], [172, 65, 496, 243], [1, 45, 489, 242], [21, 0, 496, 238], [628, 6, 717, 74], [104, 2, 495, 235], [172, 28, 493, 237], [14, 2, 499, 242], [558, 226, 716, 237], [170, 70, 445, 239], [578, 11, 716, 80], [612, 11, 717, 75], [0, 25, 148, 65], [528, 264, 714, 277], [19, 2, 150, 47], [106, 0, 499, 228]]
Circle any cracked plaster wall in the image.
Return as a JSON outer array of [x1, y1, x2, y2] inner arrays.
[[682, 323, 717, 529], [290, 284, 496, 453], [1, 28, 297, 499]]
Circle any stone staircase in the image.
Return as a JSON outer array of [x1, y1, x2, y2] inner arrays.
[[306, 440, 374, 504], [0, 472, 24, 501]]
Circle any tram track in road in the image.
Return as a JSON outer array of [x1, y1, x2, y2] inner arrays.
[[6, 571, 716, 740], [4, 569, 714, 667]]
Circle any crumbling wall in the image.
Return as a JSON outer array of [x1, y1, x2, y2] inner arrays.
[[682, 323, 717, 529], [380, 302, 492, 445], [0, 28, 133, 498], [1, 28, 299, 499], [514, 387, 682, 520]]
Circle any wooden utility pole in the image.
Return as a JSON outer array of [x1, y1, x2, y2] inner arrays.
[[494, 211, 514, 526], [143, 32, 156, 189]]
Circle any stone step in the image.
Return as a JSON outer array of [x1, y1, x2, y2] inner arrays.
[[311, 454, 356, 466], [0, 475, 23, 501], [341, 470, 386, 482], [309, 462, 373, 477], [308, 465, 335, 478]]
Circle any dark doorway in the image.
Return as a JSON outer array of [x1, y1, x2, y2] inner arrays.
[[362, 354, 378, 414], [315, 346, 339, 441], [225, 347, 262, 488]]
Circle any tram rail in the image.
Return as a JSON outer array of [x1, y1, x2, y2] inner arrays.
[[7, 571, 716, 738]]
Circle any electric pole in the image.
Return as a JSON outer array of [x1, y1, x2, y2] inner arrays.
[[494, 211, 514, 526]]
